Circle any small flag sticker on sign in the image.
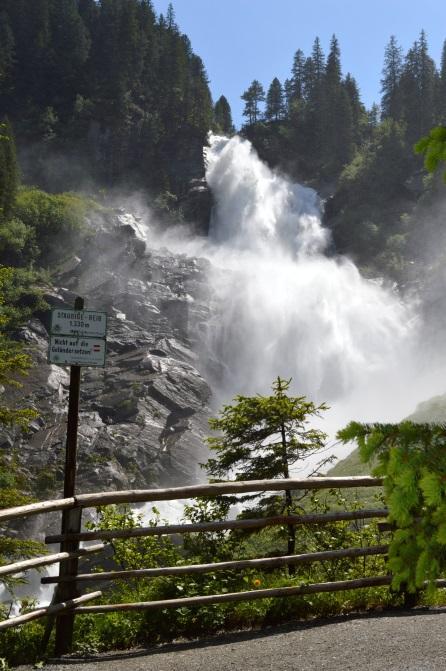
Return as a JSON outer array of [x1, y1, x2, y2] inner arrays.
[[93, 344, 101, 352]]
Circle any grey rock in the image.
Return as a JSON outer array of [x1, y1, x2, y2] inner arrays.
[[4, 209, 218, 538]]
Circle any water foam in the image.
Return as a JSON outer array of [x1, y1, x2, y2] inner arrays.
[[203, 134, 418, 426]]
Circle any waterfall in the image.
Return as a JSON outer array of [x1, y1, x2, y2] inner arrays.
[[201, 134, 424, 435]]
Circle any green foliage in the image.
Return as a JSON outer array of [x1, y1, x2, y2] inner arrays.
[[13, 187, 89, 264], [0, 265, 46, 328], [381, 35, 403, 121], [204, 377, 329, 560], [326, 119, 412, 268], [214, 95, 234, 135], [0, 267, 38, 426], [0, 616, 45, 667], [415, 126, 446, 180], [0, 266, 45, 598], [0, 119, 18, 220], [182, 497, 241, 563], [205, 377, 328, 486], [265, 78, 285, 122], [239, 31, 446, 279], [87, 505, 181, 573], [338, 420, 446, 593], [0, 217, 36, 266], [1, 1, 214, 197], [242, 80, 265, 125]]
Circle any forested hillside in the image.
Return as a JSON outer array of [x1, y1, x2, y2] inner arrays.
[[2, 3, 446, 284], [239, 32, 446, 280], [0, 0, 221, 199]]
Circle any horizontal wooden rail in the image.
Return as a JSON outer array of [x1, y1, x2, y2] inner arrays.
[[0, 544, 105, 578], [42, 544, 389, 584], [45, 508, 388, 544], [0, 497, 75, 523], [65, 579, 446, 615], [0, 478, 383, 524], [0, 591, 102, 631], [73, 577, 392, 613], [73, 477, 383, 508]]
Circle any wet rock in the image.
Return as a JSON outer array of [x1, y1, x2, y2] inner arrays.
[[28, 417, 45, 433], [0, 433, 13, 450], [4, 211, 217, 523], [54, 255, 82, 279], [181, 178, 213, 234]]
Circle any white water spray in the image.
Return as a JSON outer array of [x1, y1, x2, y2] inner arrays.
[[201, 135, 426, 435], [145, 132, 446, 457]]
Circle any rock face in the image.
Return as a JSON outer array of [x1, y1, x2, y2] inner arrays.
[[181, 178, 213, 235], [3, 211, 217, 512]]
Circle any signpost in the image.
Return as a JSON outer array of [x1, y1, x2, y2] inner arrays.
[[49, 335, 106, 367], [50, 308, 107, 339], [49, 297, 107, 656], [49, 308, 107, 366]]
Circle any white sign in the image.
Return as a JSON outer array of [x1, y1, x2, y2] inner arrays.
[[49, 335, 106, 367], [51, 308, 107, 338]]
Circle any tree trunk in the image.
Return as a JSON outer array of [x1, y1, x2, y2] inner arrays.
[[281, 419, 296, 575]]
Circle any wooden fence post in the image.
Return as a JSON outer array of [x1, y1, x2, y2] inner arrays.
[[54, 296, 84, 657]]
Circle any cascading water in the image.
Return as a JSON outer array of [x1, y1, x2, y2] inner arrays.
[[199, 134, 428, 441]]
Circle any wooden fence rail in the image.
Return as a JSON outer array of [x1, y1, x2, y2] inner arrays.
[[0, 543, 104, 578], [0, 476, 383, 523], [45, 508, 389, 545], [0, 497, 75, 523], [69, 578, 446, 614], [0, 475, 392, 658], [0, 592, 102, 631], [73, 578, 393, 613], [42, 544, 389, 584]]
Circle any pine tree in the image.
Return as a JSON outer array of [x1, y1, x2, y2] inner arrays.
[[166, 2, 177, 31], [265, 77, 285, 121], [0, 11, 15, 103], [290, 48, 305, 100], [214, 95, 235, 134], [0, 119, 18, 220], [77, 0, 98, 27], [302, 56, 316, 100], [205, 377, 328, 559], [368, 103, 380, 128], [381, 35, 403, 120], [296, 39, 327, 168], [400, 40, 420, 133], [400, 32, 437, 143], [283, 78, 293, 115], [320, 36, 355, 175], [325, 34, 341, 86], [417, 30, 437, 133], [344, 73, 364, 132], [185, 54, 213, 135], [46, 0, 91, 116], [241, 79, 265, 124], [311, 36, 325, 82], [438, 39, 446, 122]]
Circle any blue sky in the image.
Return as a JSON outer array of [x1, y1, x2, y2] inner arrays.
[[151, 0, 446, 128]]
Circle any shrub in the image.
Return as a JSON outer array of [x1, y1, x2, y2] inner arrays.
[[13, 187, 90, 264]]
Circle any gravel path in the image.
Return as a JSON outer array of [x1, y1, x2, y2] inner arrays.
[[17, 608, 446, 671]]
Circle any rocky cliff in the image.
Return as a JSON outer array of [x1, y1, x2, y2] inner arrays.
[[2, 209, 218, 509]]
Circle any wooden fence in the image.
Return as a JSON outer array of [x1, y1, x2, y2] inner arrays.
[[0, 475, 401, 656]]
